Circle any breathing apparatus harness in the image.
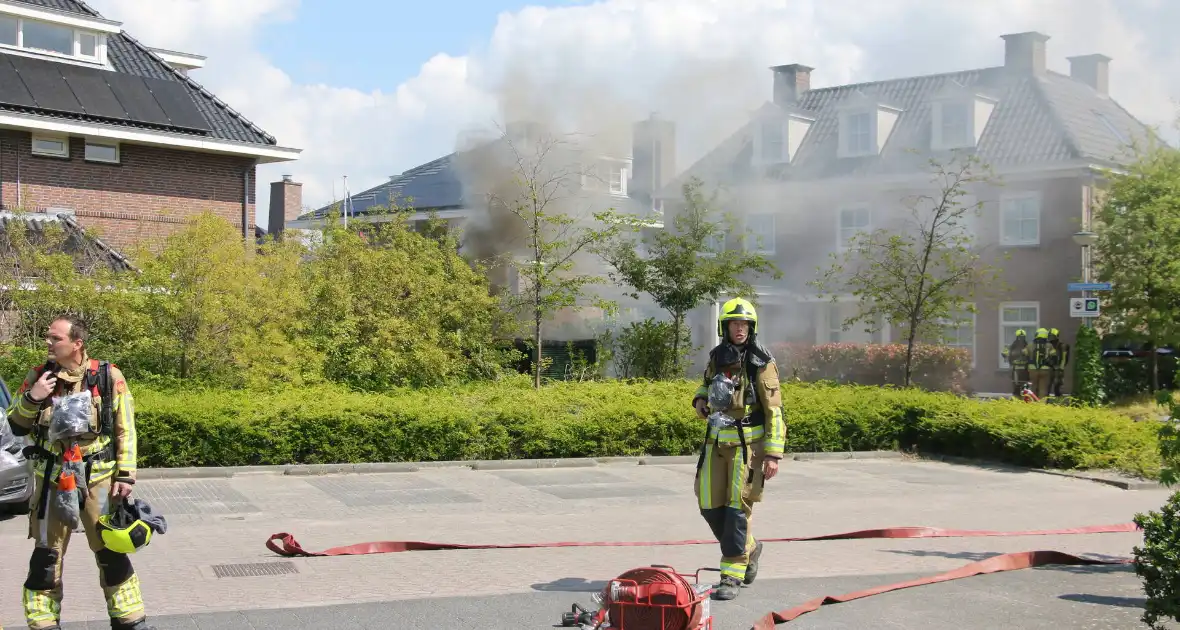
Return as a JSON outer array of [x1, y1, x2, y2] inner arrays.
[[18, 359, 116, 521], [695, 338, 771, 478]]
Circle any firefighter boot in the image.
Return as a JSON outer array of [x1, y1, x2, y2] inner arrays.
[[743, 540, 764, 585], [110, 618, 156, 630], [713, 575, 742, 601]]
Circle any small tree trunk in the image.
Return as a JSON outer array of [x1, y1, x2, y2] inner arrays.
[[904, 319, 918, 388], [1153, 344, 1160, 392], [533, 307, 543, 389], [671, 311, 684, 380]]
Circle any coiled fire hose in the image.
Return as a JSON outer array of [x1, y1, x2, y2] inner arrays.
[[266, 521, 1141, 627]]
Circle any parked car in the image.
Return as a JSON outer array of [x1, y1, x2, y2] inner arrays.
[[0, 376, 33, 515]]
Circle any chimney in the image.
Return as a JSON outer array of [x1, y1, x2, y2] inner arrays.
[[1001, 32, 1050, 75], [630, 112, 676, 210], [771, 64, 812, 106], [1067, 54, 1111, 95], [268, 174, 302, 238]]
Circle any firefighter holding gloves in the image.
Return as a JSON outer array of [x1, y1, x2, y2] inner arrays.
[[7, 315, 161, 630], [691, 298, 786, 601]]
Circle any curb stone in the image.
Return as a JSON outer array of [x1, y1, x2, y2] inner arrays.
[[915, 453, 1164, 490], [131, 450, 908, 480]]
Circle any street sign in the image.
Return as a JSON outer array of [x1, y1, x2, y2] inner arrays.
[[1068, 282, 1112, 292], [1070, 297, 1100, 318]]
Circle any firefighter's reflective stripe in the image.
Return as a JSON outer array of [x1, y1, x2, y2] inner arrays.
[[22, 587, 59, 626], [764, 406, 785, 456], [114, 384, 137, 478], [106, 573, 145, 619], [720, 559, 747, 580]]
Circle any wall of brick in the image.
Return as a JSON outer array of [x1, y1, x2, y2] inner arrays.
[[0, 130, 257, 252]]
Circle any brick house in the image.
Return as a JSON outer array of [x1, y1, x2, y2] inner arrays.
[[658, 31, 1156, 394], [0, 0, 301, 253]]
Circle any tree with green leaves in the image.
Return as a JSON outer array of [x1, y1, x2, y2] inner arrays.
[[596, 176, 780, 377], [809, 153, 1004, 387], [1092, 136, 1180, 392], [478, 128, 626, 388], [300, 206, 517, 391]]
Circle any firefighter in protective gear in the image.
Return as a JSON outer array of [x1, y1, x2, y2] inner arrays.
[[691, 298, 786, 601], [1001, 329, 1030, 396], [6, 316, 155, 630], [1047, 328, 1070, 397], [1030, 327, 1058, 399]]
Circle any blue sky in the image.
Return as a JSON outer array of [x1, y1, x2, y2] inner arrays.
[[257, 0, 585, 94]]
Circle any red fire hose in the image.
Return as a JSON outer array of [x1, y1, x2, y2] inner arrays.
[[266, 521, 1141, 627]]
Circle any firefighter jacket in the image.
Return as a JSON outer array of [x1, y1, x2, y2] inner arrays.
[[6, 355, 137, 485], [1031, 340, 1058, 371], [1051, 342, 1071, 370], [1002, 341, 1030, 368], [692, 340, 786, 458]]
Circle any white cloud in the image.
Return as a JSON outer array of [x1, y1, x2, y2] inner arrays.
[[85, 0, 1180, 228]]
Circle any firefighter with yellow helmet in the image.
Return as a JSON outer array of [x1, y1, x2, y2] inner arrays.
[[1030, 327, 1058, 399], [691, 297, 786, 600], [6, 315, 163, 630]]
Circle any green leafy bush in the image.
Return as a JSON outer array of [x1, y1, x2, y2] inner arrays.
[[610, 317, 697, 380], [771, 343, 971, 392], [1073, 325, 1106, 405], [127, 378, 1160, 477], [1134, 490, 1180, 629]]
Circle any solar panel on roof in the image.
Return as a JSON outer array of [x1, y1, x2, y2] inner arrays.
[[104, 72, 171, 127], [58, 65, 128, 121], [7, 55, 84, 114], [142, 77, 209, 132], [0, 56, 35, 108]]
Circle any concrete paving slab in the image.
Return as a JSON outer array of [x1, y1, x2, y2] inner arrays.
[[0, 458, 1171, 628]]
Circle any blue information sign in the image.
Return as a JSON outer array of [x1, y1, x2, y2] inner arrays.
[[1068, 282, 1112, 292]]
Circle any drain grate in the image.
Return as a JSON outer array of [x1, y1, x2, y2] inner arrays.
[[210, 561, 299, 579]]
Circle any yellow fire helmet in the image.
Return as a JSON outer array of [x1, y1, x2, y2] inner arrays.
[[1036, 327, 1049, 339], [98, 498, 168, 555], [718, 297, 758, 338]]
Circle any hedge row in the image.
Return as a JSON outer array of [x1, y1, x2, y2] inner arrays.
[[129, 377, 1162, 479]]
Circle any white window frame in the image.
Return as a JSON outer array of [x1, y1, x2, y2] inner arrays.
[[827, 303, 844, 342], [999, 301, 1039, 369], [757, 119, 786, 164], [0, 14, 105, 64], [940, 304, 976, 368], [837, 204, 871, 250], [1000, 192, 1041, 246], [581, 159, 627, 197], [843, 111, 873, 156], [84, 139, 119, 164], [744, 212, 775, 255], [31, 133, 68, 158], [933, 100, 972, 150], [701, 229, 725, 257]]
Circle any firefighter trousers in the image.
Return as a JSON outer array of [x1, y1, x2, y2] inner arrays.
[[695, 437, 765, 581], [23, 471, 146, 630], [1030, 370, 1052, 398]]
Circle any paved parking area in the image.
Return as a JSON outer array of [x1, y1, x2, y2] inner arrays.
[[0, 456, 1170, 629]]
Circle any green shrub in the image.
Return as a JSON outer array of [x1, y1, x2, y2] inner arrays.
[[1073, 325, 1106, 405], [771, 343, 971, 392], [127, 378, 1161, 477], [1134, 490, 1180, 629]]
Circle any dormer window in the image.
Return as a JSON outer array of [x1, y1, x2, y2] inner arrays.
[[930, 81, 998, 151], [845, 112, 872, 154], [0, 2, 119, 65], [938, 101, 971, 147], [835, 91, 902, 158], [750, 103, 815, 166]]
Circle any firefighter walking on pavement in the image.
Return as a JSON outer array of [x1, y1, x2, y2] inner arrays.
[[6, 316, 157, 630], [691, 298, 787, 601]]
